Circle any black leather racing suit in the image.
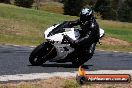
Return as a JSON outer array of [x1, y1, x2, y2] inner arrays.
[[64, 17, 100, 54]]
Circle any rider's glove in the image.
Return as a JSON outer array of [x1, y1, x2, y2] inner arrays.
[[67, 21, 72, 27]]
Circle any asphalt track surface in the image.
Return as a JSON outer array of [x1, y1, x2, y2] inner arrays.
[[0, 45, 132, 76]]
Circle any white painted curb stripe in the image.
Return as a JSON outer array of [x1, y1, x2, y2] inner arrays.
[[0, 70, 132, 81], [0, 72, 75, 81]]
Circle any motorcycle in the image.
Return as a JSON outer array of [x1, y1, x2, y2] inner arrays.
[[29, 21, 105, 67]]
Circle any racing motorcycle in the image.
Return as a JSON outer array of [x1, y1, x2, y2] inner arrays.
[[29, 21, 105, 67]]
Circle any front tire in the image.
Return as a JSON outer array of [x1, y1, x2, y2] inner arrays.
[[29, 42, 53, 66]]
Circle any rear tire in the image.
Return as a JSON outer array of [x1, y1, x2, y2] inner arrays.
[[72, 43, 96, 67], [29, 42, 53, 66]]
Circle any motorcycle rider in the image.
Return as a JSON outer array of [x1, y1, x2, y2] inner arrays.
[[64, 7, 100, 55]]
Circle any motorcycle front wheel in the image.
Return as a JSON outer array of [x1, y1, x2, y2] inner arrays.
[[29, 42, 54, 66]]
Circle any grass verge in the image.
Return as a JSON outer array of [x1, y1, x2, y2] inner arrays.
[[39, 1, 64, 14], [98, 19, 132, 43], [0, 3, 76, 46], [0, 77, 131, 88], [97, 44, 132, 52]]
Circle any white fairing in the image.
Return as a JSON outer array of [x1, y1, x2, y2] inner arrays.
[[44, 24, 105, 42], [44, 24, 60, 39], [99, 28, 105, 38], [44, 24, 80, 42]]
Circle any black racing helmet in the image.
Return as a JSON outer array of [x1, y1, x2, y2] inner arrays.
[[80, 8, 93, 23]]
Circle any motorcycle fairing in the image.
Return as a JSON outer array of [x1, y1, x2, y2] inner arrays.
[[99, 28, 105, 38], [49, 42, 74, 62], [45, 24, 80, 42], [44, 24, 105, 42]]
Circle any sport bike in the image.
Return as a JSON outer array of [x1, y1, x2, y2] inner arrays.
[[29, 21, 105, 67]]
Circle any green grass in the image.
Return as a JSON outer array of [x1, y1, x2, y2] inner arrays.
[[0, 3, 132, 52], [105, 28, 132, 42], [39, 1, 64, 14], [0, 3, 76, 45], [64, 79, 80, 88], [98, 20, 132, 42], [97, 44, 132, 52], [0, 78, 131, 88]]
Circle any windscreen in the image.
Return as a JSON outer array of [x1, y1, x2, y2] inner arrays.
[[47, 21, 70, 37]]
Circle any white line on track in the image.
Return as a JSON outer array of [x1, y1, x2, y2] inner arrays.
[[0, 70, 132, 81]]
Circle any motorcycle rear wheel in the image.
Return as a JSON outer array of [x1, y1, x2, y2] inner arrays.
[[72, 43, 96, 67]]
